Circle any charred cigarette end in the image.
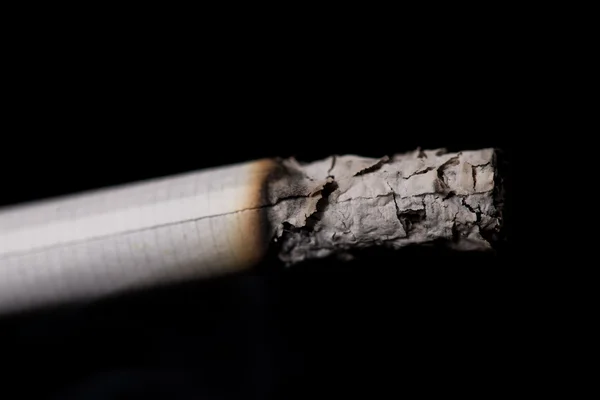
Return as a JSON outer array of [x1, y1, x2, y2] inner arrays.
[[260, 149, 504, 265], [231, 158, 280, 271], [239, 157, 327, 270]]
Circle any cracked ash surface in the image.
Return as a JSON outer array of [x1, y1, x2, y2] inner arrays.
[[264, 148, 504, 265]]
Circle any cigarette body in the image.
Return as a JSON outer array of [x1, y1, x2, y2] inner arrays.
[[0, 160, 275, 314], [0, 148, 503, 314]]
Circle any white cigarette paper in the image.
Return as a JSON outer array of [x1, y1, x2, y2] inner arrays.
[[0, 160, 274, 314], [0, 148, 503, 314]]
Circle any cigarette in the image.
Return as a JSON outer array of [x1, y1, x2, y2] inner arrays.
[[0, 148, 503, 314]]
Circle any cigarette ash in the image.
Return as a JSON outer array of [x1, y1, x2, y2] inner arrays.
[[265, 148, 503, 266]]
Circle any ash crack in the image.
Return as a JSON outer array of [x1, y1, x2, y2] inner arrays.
[[282, 179, 339, 232], [386, 182, 426, 236], [461, 198, 482, 223], [327, 155, 337, 177], [336, 192, 395, 203], [353, 156, 390, 176], [436, 155, 460, 191], [451, 210, 461, 242], [403, 166, 435, 179], [386, 182, 402, 226]]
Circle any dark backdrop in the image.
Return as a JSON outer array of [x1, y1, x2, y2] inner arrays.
[[1, 47, 514, 398]]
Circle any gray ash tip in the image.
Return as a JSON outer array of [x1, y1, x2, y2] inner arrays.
[[264, 149, 503, 266]]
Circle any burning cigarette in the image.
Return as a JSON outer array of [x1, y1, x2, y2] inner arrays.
[[0, 148, 503, 314]]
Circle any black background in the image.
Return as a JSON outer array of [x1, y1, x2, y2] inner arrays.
[[1, 39, 516, 398]]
